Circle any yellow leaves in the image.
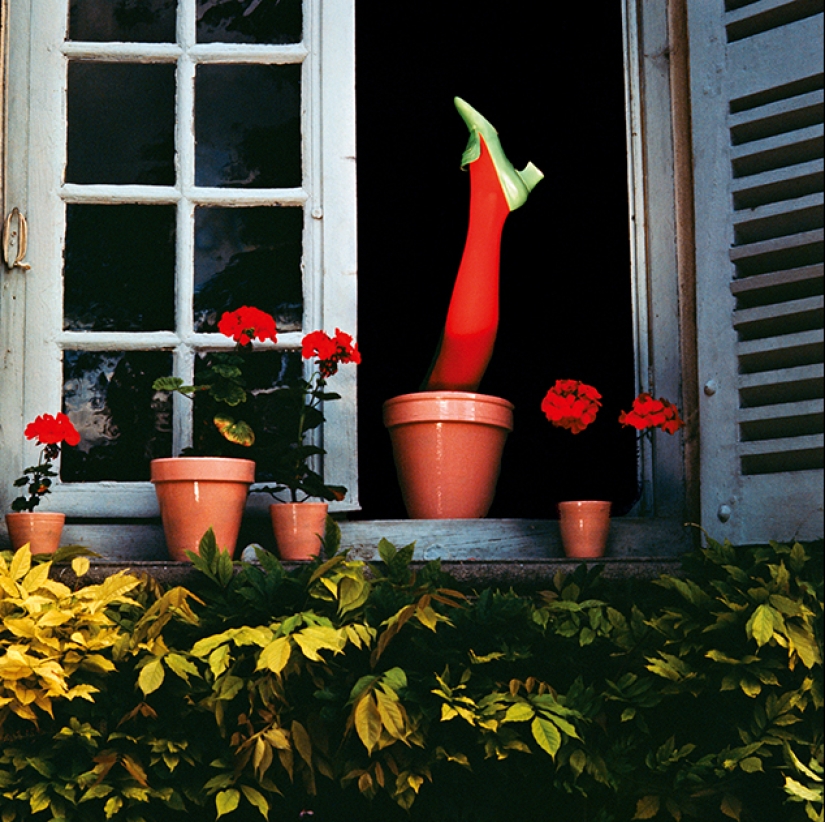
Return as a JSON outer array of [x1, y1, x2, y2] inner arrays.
[[633, 795, 660, 819], [72, 556, 91, 577], [354, 690, 383, 755], [747, 603, 779, 647], [257, 637, 291, 676], [137, 658, 165, 695], [9, 545, 31, 582], [293, 625, 347, 662], [720, 793, 743, 820]]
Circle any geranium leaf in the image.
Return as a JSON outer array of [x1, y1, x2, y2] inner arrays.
[[213, 415, 254, 446]]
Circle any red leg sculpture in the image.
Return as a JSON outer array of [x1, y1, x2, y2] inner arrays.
[[423, 98, 543, 391]]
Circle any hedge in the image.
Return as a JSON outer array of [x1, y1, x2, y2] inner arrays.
[[0, 526, 822, 822]]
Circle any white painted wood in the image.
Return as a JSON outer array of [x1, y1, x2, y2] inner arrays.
[[0, 0, 360, 533], [688, 2, 824, 544], [621, 0, 686, 518], [731, 264, 822, 294]]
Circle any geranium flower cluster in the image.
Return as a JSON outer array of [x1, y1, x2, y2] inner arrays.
[[217, 305, 278, 347], [542, 379, 685, 436], [619, 393, 685, 435], [540, 379, 603, 435], [302, 328, 361, 378], [11, 413, 80, 512]]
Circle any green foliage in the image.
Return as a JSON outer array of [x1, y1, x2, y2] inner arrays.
[[0, 536, 821, 821]]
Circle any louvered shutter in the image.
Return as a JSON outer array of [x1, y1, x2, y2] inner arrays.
[[688, 1, 823, 544]]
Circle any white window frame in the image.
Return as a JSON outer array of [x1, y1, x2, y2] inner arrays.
[[0, 1, 358, 542]]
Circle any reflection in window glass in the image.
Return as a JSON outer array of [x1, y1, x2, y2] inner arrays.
[[62, 351, 173, 482], [69, 0, 177, 43], [67, 62, 175, 186], [195, 64, 301, 189], [191, 350, 304, 479], [194, 206, 303, 332], [64, 204, 176, 332], [196, 0, 302, 44]]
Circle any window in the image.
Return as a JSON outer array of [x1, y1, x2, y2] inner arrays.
[[3, 0, 820, 557], [0, 0, 357, 547]]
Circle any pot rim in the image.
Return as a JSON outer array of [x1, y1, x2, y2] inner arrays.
[[383, 391, 514, 430], [150, 456, 256, 483]]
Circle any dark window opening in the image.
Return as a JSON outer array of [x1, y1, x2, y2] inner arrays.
[[355, 3, 638, 520]]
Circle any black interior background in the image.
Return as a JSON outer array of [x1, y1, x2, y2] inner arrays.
[[354, 4, 639, 520]]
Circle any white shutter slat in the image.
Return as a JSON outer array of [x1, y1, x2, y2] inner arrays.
[[737, 328, 824, 372], [732, 294, 824, 337], [732, 159, 824, 211], [732, 192, 823, 245], [690, 2, 823, 543]]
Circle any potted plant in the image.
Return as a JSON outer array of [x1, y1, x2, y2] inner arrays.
[[6, 412, 80, 554], [258, 327, 360, 560], [541, 379, 685, 557], [384, 97, 542, 519], [150, 306, 276, 560]]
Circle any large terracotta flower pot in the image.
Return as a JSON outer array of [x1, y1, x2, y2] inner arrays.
[[150, 457, 255, 561], [5, 512, 66, 554], [270, 502, 328, 561], [383, 391, 514, 519], [558, 500, 611, 558]]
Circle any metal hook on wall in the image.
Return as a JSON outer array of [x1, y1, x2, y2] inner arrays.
[[2, 207, 31, 271]]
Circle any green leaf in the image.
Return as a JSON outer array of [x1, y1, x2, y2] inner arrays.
[[153, 376, 186, 392], [740, 756, 763, 773], [216, 788, 240, 818], [210, 382, 247, 406], [747, 604, 777, 647], [531, 716, 561, 758], [138, 658, 165, 695], [504, 702, 535, 724]]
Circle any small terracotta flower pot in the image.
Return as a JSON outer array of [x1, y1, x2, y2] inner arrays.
[[558, 500, 611, 558], [270, 502, 328, 560], [151, 457, 255, 561], [383, 391, 514, 519], [5, 512, 66, 555]]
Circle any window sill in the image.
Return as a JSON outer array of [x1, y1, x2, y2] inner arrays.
[[42, 518, 693, 589]]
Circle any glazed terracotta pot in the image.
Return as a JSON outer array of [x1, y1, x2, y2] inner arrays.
[[558, 500, 611, 558], [383, 391, 514, 519], [5, 512, 66, 554], [270, 502, 328, 561], [150, 457, 255, 561]]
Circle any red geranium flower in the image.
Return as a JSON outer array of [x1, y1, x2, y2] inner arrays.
[[541, 379, 602, 434], [302, 328, 361, 378], [218, 306, 278, 346], [619, 393, 684, 434], [12, 412, 81, 511], [24, 412, 81, 447]]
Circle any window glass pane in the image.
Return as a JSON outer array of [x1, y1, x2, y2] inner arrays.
[[68, 0, 177, 43], [67, 62, 175, 185], [64, 204, 176, 332], [196, 0, 302, 44], [62, 350, 173, 482], [194, 206, 303, 332], [195, 64, 301, 189], [192, 349, 303, 474]]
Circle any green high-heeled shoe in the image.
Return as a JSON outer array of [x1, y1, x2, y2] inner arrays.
[[454, 96, 544, 212]]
